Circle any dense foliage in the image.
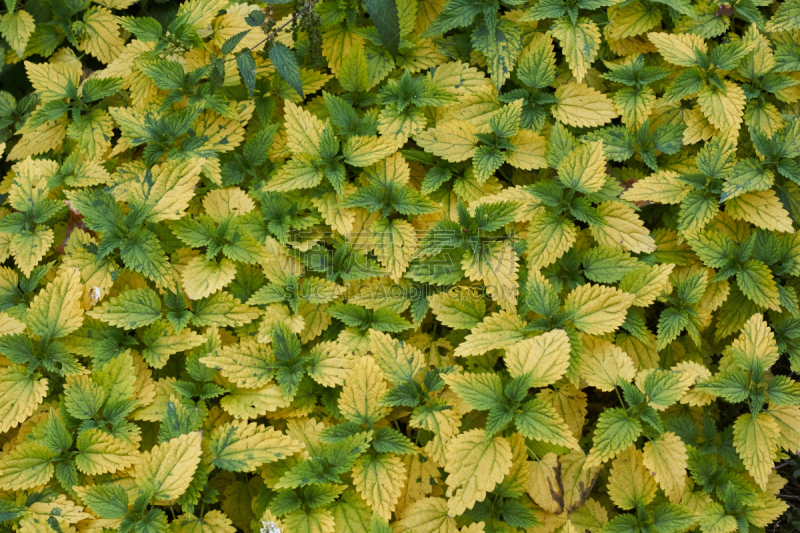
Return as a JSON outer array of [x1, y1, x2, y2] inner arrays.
[[0, 0, 800, 531]]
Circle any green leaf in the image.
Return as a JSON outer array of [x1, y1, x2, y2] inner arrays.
[[737, 259, 780, 311], [237, 50, 257, 98], [766, 375, 800, 406], [137, 59, 185, 91], [76, 483, 129, 519], [517, 31, 557, 89], [429, 287, 485, 329], [117, 16, 162, 42], [81, 77, 123, 103], [442, 372, 503, 411], [209, 420, 304, 472], [643, 369, 687, 410], [86, 288, 162, 330], [269, 43, 303, 98], [657, 308, 689, 351], [515, 398, 579, 449], [365, 0, 401, 57], [586, 407, 642, 468], [471, 20, 523, 90], [582, 246, 640, 284], [371, 427, 416, 454], [222, 30, 250, 56], [697, 370, 751, 403]]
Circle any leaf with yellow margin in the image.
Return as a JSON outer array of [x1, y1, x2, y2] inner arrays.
[[642, 431, 689, 503], [444, 429, 513, 515], [135, 432, 203, 500]]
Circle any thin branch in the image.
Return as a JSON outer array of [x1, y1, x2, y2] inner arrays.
[[225, 0, 320, 64]]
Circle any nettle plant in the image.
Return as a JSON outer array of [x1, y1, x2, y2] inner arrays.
[[1, 0, 800, 531]]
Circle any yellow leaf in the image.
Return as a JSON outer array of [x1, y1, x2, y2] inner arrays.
[[141, 322, 206, 369], [135, 432, 203, 500], [79, 7, 125, 64], [414, 120, 479, 162], [220, 384, 289, 419], [212, 4, 265, 54], [565, 284, 636, 336], [283, 508, 336, 533], [262, 236, 303, 284], [75, 428, 138, 475], [606, 1, 661, 40], [396, 453, 441, 514], [744, 492, 789, 529], [0, 441, 55, 491], [352, 453, 406, 520], [592, 201, 657, 253], [683, 105, 720, 145], [725, 189, 794, 233], [24, 61, 81, 102], [527, 452, 564, 514], [200, 339, 274, 389], [462, 240, 519, 309], [338, 356, 389, 424], [733, 412, 780, 491], [616, 332, 659, 371], [0, 312, 27, 336], [648, 32, 707, 66], [568, 498, 609, 533], [322, 24, 364, 75], [67, 108, 114, 159], [297, 301, 332, 343], [453, 309, 527, 357], [312, 190, 356, 236], [63, 229, 118, 308], [504, 329, 572, 387], [560, 450, 602, 513], [642, 431, 689, 503], [370, 218, 416, 281], [557, 140, 607, 194], [339, 43, 371, 92], [697, 81, 746, 131], [0, 10, 35, 57], [672, 360, 714, 407], [145, 158, 206, 223], [494, 432, 532, 498], [307, 340, 354, 387], [202, 187, 255, 222], [393, 497, 458, 533], [526, 212, 577, 270], [537, 384, 589, 438], [173, 510, 236, 533], [765, 404, 800, 454], [409, 403, 461, 466], [195, 102, 253, 153], [209, 420, 305, 472], [11, 226, 54, 277], [26, 268, 84, 339], [553, 82, 618, 128], [618, 263, 675, 307], [342, 135, 398, 167], [620, 170, 690, 205], [181, 257, 237, 300], [429, 286, 486, 330], [8, 115, 68, 160], [506, 129, 548, 170], [444, 429, 513, 515], [552, 17, 601, 83], [608, 445, 657, 510], [580, 335, 637, 391], [729, 313, 780, 372], [283, 101, 326, 157]]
